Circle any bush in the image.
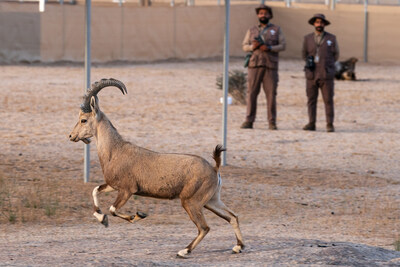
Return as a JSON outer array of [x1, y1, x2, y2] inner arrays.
[[216, 70, 247, 105], [394, 239, 400, 251]]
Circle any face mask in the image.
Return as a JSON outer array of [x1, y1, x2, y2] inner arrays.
[[259, 17, 269, 25], [315, 26, 324, 32]]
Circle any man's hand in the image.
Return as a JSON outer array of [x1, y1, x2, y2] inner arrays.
[[252, 40, 261, 50], [260, 45, 270, 52]]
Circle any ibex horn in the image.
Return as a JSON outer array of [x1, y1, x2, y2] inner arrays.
[[81, 78, 127, 113]]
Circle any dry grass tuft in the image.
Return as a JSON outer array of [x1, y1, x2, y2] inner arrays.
[[216, 70, 247, 105]]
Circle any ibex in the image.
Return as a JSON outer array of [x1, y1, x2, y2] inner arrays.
[[69, 78, 244, 257]]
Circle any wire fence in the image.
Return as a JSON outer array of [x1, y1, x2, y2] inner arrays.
[[289, 0, 400, 5], [3, 0, 400, 6]]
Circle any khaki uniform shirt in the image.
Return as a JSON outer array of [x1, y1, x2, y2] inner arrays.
[[242, 23, 286, 69], [242, 24, 286, 53]]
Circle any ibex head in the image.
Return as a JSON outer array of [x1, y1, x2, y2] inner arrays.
[[69, 78, 127, 144]]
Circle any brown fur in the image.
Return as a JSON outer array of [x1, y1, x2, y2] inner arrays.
[[212, 144, 226, 172], [69, 80, 244, 256]]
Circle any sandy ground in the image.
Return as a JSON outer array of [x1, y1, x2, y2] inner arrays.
[[0, 58, 400, 265]]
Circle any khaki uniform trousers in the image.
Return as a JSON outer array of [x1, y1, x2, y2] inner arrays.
[[306, 78, 334, 124], [245, 67, 278, 124]]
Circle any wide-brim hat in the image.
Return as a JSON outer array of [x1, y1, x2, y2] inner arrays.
[[255, 4, 273, 19], [308, 13, 330, 26]]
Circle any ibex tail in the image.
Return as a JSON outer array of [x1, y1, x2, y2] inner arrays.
[[213, 145, 226, 172]]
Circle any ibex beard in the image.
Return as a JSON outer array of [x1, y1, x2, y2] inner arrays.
[[69, 78, 245, 257]]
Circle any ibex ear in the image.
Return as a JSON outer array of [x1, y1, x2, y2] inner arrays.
[[90, 96, 100, 118]]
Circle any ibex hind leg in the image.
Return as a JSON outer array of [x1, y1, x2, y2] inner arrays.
[[109, 190, 147, 223], [92, 184, 115, 227], [177, 200, 210, 258], [205, 192, 245, 253]]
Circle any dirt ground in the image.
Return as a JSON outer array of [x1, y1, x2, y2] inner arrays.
[[0, 58, 400, 265]]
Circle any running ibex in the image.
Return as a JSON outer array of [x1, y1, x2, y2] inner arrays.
[[69, 78, 244, 257]]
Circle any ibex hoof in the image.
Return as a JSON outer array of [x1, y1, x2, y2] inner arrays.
[[232, 245, 242, 254], [136, 211, 147, 219], [101, 215, 109, 228], [176, 248, 189, 258], [129, 212, 148, 223]]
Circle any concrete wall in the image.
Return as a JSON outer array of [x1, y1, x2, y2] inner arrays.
[[0, 9, 41, 62], [0, 2, 399, 63]]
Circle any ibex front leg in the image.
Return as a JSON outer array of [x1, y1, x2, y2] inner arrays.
[[109, 190, 147, 223], [93, 184, 115, 227]]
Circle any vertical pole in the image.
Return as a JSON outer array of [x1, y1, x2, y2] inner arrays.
[[84, 0, 91, 183], [39, 0, 45, 12], [222, 0, 230, 166], [285, 0, 291, 7], [330, 0, 336, 10], [363, 0, 368, 62]]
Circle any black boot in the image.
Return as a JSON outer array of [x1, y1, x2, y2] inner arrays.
[[303, 122, 316, 131], [269, 123, 277, 130], [326, 123, 335, 132], [240, 121, 253, 129]]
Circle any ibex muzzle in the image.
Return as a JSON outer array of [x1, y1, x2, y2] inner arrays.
[[69, 112, 92, 144]]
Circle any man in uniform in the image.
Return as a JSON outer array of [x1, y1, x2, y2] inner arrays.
[[302, 14, 339, 132], [241, 4, 286, 130]]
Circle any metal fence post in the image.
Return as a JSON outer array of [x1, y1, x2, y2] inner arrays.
[[363, 0, 369, 62], [39, 0, 45, 12], [84, 0, 91, 183], [330, 0, 336, 10], [222, 0, 230, 166]]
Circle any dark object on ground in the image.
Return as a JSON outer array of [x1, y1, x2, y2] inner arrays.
[[216, 70, 247, 105], [335, 57, 358, 80]]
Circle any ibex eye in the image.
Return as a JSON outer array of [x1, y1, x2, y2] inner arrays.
[[81, 119, 87, 123]]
